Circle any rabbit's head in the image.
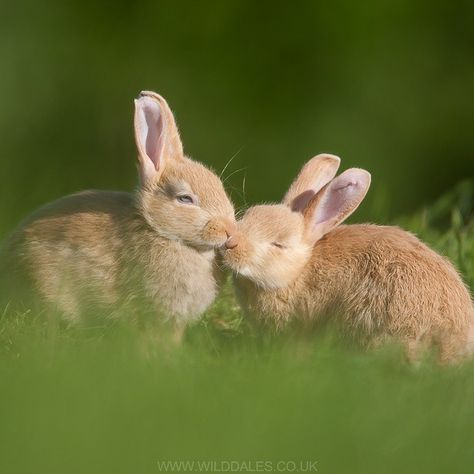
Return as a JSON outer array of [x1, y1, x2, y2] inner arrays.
[[134, 91, 236, 250], [224, 154, 371, 289]]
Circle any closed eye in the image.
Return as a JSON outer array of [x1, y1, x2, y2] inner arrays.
[[271, 242, 286, 249], [177, 194, 196, 205]]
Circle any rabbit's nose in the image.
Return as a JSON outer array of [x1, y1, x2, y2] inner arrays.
[[224, 219, 237, 238], [225, 234, 239, 250]]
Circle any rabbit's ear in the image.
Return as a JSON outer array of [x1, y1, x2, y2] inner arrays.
[[283, 154, 341, 212], [134, 91, 184, 185], [304, 168, 371, 242]]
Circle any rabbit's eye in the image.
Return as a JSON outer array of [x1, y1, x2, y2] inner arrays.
[[177, 194, 195, 205], [271, 242, 286, 249]]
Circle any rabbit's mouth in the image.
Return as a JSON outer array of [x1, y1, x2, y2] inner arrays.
[[186, 237, 228, 253], [189, 230, 237, 252], [221, 245, 251, 276]]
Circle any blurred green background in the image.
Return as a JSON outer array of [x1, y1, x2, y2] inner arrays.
[[1, 0, 473, 236], [1, 2, 474, 474]]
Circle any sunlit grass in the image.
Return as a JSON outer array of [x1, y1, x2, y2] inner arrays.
[[0, 183, 473, 474]]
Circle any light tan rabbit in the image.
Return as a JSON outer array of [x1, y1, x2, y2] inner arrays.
[[0, 91, 236, 331], [223, 154, 474, 363]]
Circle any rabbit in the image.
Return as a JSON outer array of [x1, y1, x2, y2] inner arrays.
[[223, 154, 474, 364], [0, 91, 237, 333]]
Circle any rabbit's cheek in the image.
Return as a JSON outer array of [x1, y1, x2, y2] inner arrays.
[[264, 261, 298, 288]]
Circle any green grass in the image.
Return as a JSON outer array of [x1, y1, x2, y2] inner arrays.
[[0, 183, 473, 474]]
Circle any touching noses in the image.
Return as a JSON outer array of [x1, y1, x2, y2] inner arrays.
[[223, 219, 239, 249], [225, 233, 240, 249]]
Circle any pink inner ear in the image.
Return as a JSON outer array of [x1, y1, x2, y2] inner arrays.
[[315, 180, 359, 224], [312, 168, 371, 232], [139, 98, 164, 169]]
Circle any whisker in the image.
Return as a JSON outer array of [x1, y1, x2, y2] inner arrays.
[[220, 146, 245, 179], [227, 185, 245, 201], [241, 174, 247, 206], [222, 167, 247, 184]]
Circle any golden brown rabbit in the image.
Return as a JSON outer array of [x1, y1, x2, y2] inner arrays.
[[223, 154, 474, 363], [0, 91, 236, 331]]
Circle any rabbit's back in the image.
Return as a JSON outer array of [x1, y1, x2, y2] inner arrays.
[[303, 224, 473, 359], [0, 191, 138, 319]]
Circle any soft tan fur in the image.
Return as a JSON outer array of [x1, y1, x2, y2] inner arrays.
[[224, 154, 474, 364], [0, 92, 235, 327]]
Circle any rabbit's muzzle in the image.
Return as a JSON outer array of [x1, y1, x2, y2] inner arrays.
[[202, 217, 237, 248], [221, 233, 252, 272]]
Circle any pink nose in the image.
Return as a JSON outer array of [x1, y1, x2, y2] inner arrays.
[[225, 234, 239, 249]]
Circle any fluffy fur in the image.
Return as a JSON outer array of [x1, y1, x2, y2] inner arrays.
[[0, 91, 235, 327], [224, 154, 474, 363]]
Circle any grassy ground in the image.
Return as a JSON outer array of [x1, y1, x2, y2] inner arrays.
[[0, 182, 473, 474]]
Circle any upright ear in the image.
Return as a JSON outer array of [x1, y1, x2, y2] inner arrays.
[[134, 91, 184, 186], [304, 168, 371, 242], [283, 154, 341, 212]]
